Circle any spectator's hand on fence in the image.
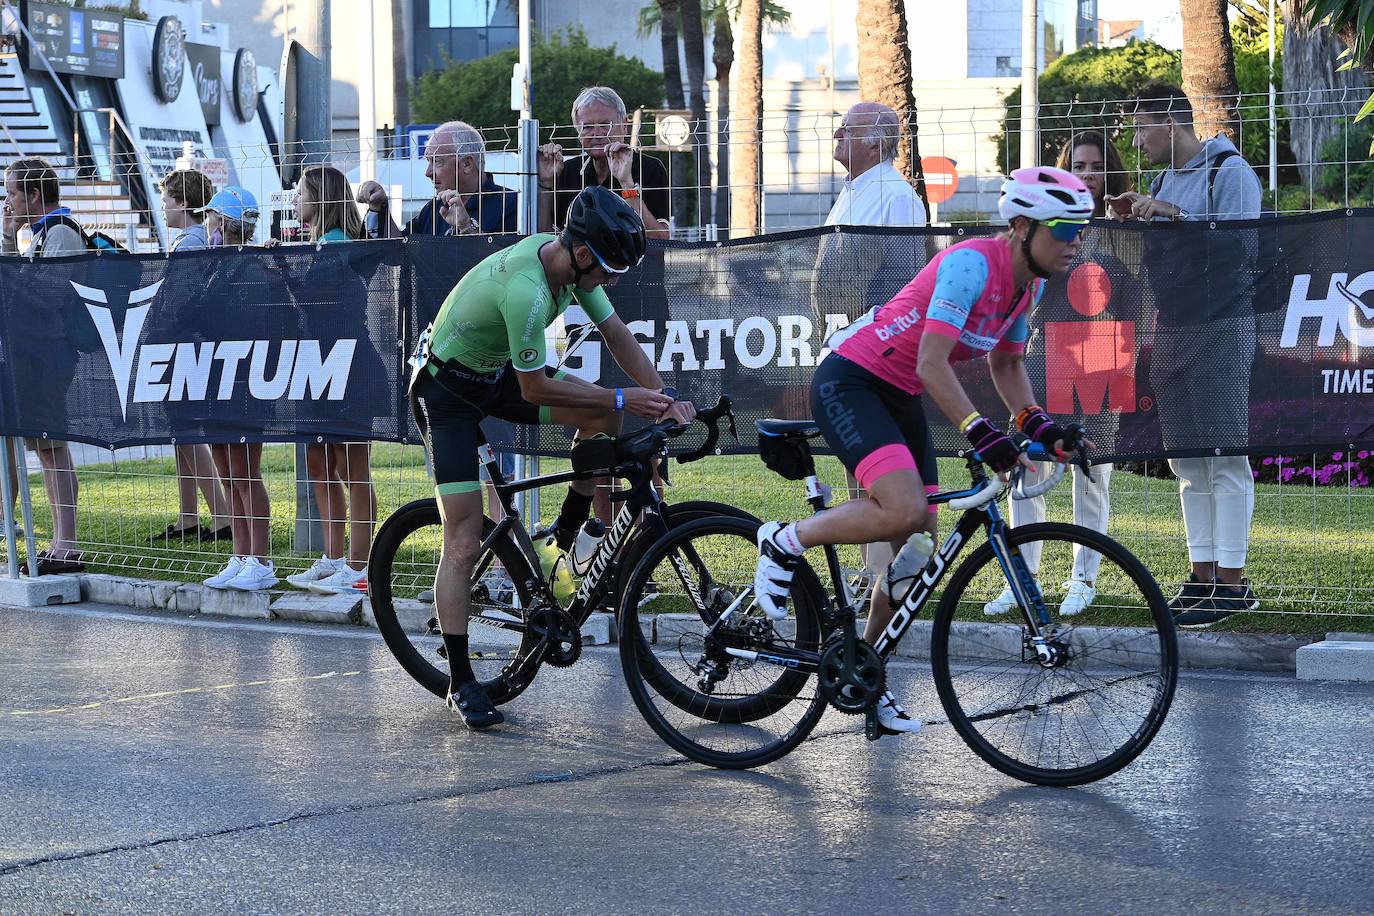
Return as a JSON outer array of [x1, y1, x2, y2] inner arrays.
[[356, 180, 389, 213], [262, 237, 282, 248], [623, 386, 674, 419], [538, 144, 564, 190], [1130, 195, 1182, 221], [437, 190, 477, 234], [1104, 193, 1142, 221], [606, 142, 636, 187]]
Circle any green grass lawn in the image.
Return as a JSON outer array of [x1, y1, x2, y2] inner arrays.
[[4, 446, 1372, 634]]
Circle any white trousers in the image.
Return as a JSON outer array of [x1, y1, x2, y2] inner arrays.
[[1007, 462, 1114, 581], [1168, 456, 1254, 568]]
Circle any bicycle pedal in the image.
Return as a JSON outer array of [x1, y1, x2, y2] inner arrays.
[[864, 708, 881, 742]]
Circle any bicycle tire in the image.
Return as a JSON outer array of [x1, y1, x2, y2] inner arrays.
[[929, 522, 1178, 787], [368, 498, 539, 705], [619, 515, 831, 769]]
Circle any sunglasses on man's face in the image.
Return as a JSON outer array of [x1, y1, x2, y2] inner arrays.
[[585, 241, 631, 274], [1043, 218, 1090, 242]]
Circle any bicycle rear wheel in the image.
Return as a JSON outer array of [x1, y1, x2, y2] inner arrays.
[[368, 499, 539, 705], [619, 515, 830, 769], [930, 522, 1177, 786]]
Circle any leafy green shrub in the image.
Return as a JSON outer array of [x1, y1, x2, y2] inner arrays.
[[1316, 119, 1374, 206], [412, 28, 664, 133]]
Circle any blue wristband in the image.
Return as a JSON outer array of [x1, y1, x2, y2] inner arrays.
[[614, 388, 625, 411]]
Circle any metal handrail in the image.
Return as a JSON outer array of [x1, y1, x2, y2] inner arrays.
[[72, 106, 141, 161]]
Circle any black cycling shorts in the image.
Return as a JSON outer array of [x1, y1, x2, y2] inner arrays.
[[409, 360, 559, 496], [810, 353, 938, 491]]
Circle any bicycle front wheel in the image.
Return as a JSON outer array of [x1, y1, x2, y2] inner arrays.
[[930, 522, 1177, 787], [368, 498, 539, 705], [619, 516, 831, 769]]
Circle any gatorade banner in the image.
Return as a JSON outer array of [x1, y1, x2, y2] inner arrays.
[[2, 211, 1372, 461]]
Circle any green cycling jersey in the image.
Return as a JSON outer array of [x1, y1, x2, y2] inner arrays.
[[427, 233, 615, 375]]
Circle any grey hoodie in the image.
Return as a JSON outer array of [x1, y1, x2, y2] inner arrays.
[[1151, 135, 1262, 221]]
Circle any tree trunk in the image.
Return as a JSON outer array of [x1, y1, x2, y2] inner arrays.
[[1281, 0, 1370, 189], [854, 0, 928, 211], [681, 0, 711, 228], [713, 8, 733, 236], [391, 0, 410, 134], [1180, 0, 1241, 141], [732, 0, 763, 237], [658, 0, 691, 228]]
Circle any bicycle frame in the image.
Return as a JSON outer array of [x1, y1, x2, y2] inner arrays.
[[714, 461, 1063, 674], [468, 441, 673, 641]]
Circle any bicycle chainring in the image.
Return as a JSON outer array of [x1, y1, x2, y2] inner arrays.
[[530, 605, 582, 668], [817, 636, 885, 714]]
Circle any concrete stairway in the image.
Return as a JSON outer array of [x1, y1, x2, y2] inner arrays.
[[0, 53, 159, 252]]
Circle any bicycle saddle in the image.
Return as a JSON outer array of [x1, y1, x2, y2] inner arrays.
[[756, 418, 822, 439]]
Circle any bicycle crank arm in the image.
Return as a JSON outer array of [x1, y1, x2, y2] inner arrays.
[[721, 646, 820, 672], [471, 613, 528, 634]]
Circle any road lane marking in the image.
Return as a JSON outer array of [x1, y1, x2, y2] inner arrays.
[[7, 667, 398, 717]]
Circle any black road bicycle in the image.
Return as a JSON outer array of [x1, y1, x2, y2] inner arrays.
[[617, 419, 1179, 786], [367, 398, 744, 706]]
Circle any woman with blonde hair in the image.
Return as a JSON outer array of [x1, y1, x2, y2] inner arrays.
[[283, 166, 380, 594]]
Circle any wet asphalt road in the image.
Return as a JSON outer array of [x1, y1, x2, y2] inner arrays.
[[2, 604, 1372, 916]]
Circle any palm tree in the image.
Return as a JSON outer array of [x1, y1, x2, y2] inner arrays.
[[656, 0, 692, 223], [1281, 0, 1371, 186], [681, 0, 710, 226], [732, 0, 763, 237], [640, 1, 790, 233], [1181, 0, 1242, 141], [855, 0, 929, 211]]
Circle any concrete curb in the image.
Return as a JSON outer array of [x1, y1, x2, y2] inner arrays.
[[3, 571, 1357, 675]]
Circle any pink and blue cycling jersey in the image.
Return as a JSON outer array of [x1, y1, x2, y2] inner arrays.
[[835, 237, 1042, 395]]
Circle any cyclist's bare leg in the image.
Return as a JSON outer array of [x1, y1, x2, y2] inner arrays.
[[863, 507, 938, 643], [794, 469, 928, 551], [434, 490, 484, 636]]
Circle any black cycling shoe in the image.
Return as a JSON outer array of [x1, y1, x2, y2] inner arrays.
[[446, 681, 505, 730]]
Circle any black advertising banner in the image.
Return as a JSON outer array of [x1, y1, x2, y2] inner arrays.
[[22, 0, 124, 79], [185, 42, 222, 127], [0, 243, 404, 447], [2, 212, 1373, 461]]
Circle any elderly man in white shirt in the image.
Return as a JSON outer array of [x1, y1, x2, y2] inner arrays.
[[813, 102, 927, 599], [824, 102, 927, 227]]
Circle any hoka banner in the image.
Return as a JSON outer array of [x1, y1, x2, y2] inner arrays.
[[2, 212, 1374, 461]]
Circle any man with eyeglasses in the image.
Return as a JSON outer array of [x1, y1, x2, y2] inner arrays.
[[538, 86, 671, 239], [409, 186, 694, 729]]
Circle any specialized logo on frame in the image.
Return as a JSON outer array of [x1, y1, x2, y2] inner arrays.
[[71, 280, 358, 420]]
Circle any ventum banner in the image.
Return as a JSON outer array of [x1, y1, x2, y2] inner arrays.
[[2, 213, 1373, 460]]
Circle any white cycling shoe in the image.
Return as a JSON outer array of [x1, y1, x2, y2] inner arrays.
[[875, 692, 922, 735], [753, 522, 798, 621]]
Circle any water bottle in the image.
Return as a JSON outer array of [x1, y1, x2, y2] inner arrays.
[[535, 535, 576, 603], [569, 518, 607, 576], [879, 531, 935, 604], [365, 209, 381, 239]]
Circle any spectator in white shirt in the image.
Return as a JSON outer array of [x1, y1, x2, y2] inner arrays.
[[824, 102, 927, 228], [815, 103, 927, 595]]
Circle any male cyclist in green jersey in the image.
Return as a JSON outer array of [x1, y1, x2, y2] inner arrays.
[[410, 185, 695, 729]]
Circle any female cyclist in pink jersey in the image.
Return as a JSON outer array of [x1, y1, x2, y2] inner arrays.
[[754, 166, 1096, 735]]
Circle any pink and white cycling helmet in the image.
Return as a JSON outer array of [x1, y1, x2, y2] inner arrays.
[[997, 166, 1094, 222]]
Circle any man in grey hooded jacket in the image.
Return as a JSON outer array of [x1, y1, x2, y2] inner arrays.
[[1108, 82, 1262, 627]]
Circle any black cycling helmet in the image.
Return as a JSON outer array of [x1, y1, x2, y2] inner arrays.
[[562, 185, 648, 271]]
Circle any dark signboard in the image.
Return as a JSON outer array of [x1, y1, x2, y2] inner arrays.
[[22, 0, 125, 79], [185, 42, 221, 126]]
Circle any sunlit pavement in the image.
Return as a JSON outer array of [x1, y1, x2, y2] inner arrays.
[[2, 603, 1371, 914]]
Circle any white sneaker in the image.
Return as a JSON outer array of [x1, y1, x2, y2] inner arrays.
[[1059, 580, 1097, 617], [982, 581, 1039, 617], [875, 692, 922, 735], [308, 564, 367, 594], [287, 555, 344, 589], [753, 521, 798, 621], [225, 557, 279, 591], [204, 555, 245, 589]]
